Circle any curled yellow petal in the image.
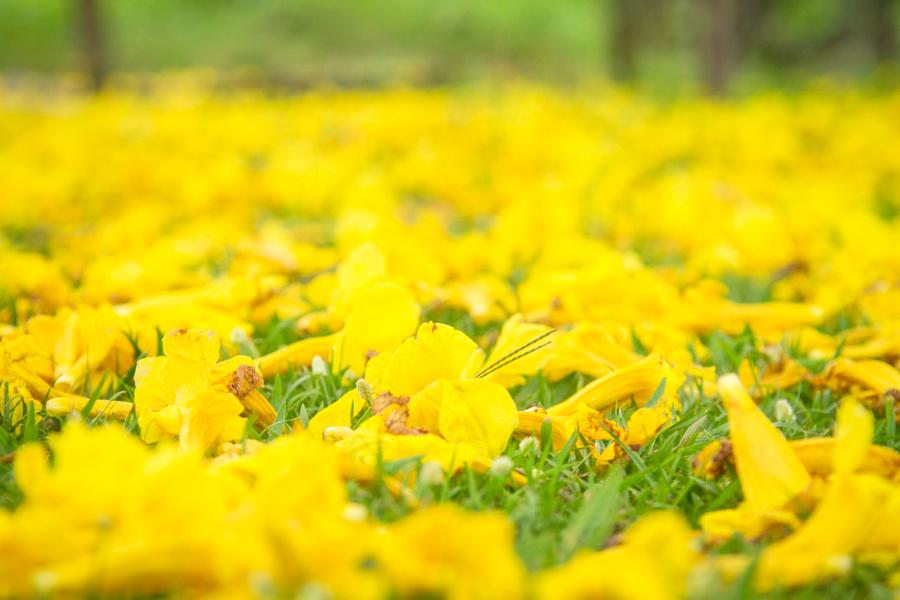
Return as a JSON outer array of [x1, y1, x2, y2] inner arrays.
[[45, 396, 134, 420], [547, 352, 675, 417], [254, 334, 337, 379], [789, 438, 900, 480], [825, 358, 900, 397], [514, 410, 570, 450]]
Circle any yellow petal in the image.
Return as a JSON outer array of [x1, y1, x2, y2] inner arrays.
[[380, 322, 483, 397], [434, 379, 518, 458], [12, 442, 50, 497], [484, 315, 553, 388], [514, 410, 570, 450], [625, 406, 673, 446], [406, 381, 444, 434], [308, 389, 367, 440], [363, 351, 392, 390], [160, 329, 221, 400], [162, 328, 221, 370], [45, 396, 134, 420], [789, 438, 900, 479], [240, 389, 277, 428], [548, 352, 675, 417], [718, 374, 811, 512], [179, 389, 245, 451], [333, 281, 420, 374], [826, 358, 900, 396], [832, 399, 874, 475], [542, 322, 640, 382], [334, 243, 386, 306], [754, 474, 891, 590]]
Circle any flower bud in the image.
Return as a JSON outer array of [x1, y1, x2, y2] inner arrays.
[[419, 461, 445, 487], [356, 378, 376, 405], [489, 455, 514, 479], [311, 355, 328, 376], [774, 398, 795, 423]]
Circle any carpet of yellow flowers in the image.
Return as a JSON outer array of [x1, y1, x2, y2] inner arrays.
[[1, 80, 900, 599]]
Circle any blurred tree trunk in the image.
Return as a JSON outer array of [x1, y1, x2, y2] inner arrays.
[[871, 0, 897, 62], [75, 0, 106, 90], [610, 0, 641, 81], [700, 0, 737, 94]]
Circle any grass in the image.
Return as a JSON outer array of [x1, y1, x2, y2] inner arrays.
[[1, 303, 897, 596]]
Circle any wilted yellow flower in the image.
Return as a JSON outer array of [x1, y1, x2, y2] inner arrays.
[[310, 322, 518, 471], [134, 329, 273, 450]]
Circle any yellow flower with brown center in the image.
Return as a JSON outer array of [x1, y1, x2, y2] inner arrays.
[[309, 322, 519, 471], [134, 329, 274, 450]]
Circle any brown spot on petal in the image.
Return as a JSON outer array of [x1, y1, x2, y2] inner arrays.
[[372, 391, 409, 415], [227, 364, 264, 399], [384, 408, 426, 436]]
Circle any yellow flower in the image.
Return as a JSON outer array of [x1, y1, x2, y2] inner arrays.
[[134, 329, 273, 450], [310, 322, 518, 470], [331, 280, 420, 375], [255, 276, 419, 378], [749, 400, 899, 590], [378, 504, 525, 600], [1, 422, 263, 598], [407, 379, 519, 457], [44, 396, 134, 420], [536, 512, 698, 600]]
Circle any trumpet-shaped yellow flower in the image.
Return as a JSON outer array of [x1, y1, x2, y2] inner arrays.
[[310, 322, 518, 470], [134, 329, 273, 450]]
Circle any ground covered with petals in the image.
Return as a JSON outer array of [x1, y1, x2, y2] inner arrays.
[[1, 81, 900, 599]]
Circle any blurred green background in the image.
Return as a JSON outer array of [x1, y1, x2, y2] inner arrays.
[[0, 0, 897, 93]]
